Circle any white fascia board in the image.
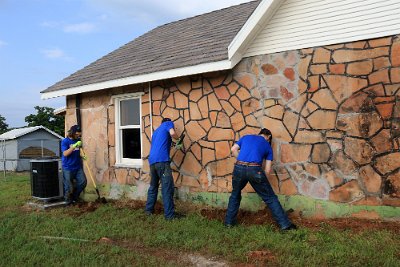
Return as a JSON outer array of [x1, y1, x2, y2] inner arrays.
[[41, 60, 233, 99], [228, 0, 282, 64]]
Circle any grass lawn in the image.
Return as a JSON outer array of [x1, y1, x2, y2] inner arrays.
[[0, 173, 399, 266]]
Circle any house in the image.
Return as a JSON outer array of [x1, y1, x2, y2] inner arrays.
[[0, 126, 62, 171], [41, 0, 400, 219]]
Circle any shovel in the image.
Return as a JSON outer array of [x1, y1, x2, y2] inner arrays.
[[81, 148, 107, 203]]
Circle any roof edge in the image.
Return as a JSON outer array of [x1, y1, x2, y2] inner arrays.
[[228, 0, 283, 63], [41, 60, 233, 99]]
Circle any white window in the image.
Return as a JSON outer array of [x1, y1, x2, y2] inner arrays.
[[114, 93, 143, 167]]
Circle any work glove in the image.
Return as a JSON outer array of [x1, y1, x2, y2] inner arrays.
[[175, 143, 183, 150], [72, 140, 82, 148]]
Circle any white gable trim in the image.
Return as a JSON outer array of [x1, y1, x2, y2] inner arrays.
[[41, 60, 233, 99], [228, 0, 283, 66]]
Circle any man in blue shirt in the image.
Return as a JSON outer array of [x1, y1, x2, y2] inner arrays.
[[61, 125, 87, 205], [145, 118, 182, 219], [225, 128, 297, 230]]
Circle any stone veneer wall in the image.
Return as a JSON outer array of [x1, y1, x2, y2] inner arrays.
[[66, 34, 400, 213], [152, 35, 400, 208]]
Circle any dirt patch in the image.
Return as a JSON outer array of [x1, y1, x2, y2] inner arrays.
[[55, 199, 400, 233], [97, 237, 229, 266]]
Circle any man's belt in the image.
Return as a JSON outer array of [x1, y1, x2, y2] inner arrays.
[[235, 161, 261, 167]]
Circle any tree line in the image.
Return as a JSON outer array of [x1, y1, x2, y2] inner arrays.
[[0, 106, 65, 136]]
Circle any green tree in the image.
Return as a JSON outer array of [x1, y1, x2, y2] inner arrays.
[[0, 114, 8, 134], [25, 106, 65, 136]]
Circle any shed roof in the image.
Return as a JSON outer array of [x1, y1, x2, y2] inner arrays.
[[41, 0, 261, 98], [0, 126, 63, 140]]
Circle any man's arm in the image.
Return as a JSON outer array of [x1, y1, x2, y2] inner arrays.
[[169, 128, 179, 140], [265, 160, 272, 175], [231, 144, 240, 158]]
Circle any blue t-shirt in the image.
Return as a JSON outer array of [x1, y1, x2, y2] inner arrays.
[[236, 135, 273, 165], [148, 121, 174, 165], [61, 138, 82, 171]]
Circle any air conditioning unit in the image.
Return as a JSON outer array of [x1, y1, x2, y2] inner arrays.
[[30, 158, 63, 200]]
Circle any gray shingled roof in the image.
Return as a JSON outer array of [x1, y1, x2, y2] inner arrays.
[[42, 0, 260, 94]]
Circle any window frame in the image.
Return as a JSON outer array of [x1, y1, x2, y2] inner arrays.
[[113, 92, 143, 167]]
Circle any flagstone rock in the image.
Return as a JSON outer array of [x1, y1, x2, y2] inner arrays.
[[374, 152, 400, 175], [265, 105, 285, 120], [261, 64, 278, 75], [347, 60, 373, 75], [284, 68, 296, 81], [332, 47, 389, 63], [215, 141, 231, 160], [370, 129, 393, 154], [260, 117, 291, 142], [208, 128, 234, 141], [280, 179, 298, 195], [373, 57, 391, 70], [312, 89, 338, 110], [336, 112, 383, 138], [344, 137, 375, 165], [313, 48, 331, 63], [359, 165, 382, 194], [242, 98, 260, 116], [181, 152, 202, 176], [220, 100, 235, 116], [329, 180, 364, 203], [281, 144, 312, 163], [329, 64, 346, 75], [236, 87, 252, 101], [323, 75, 368, 103], [283, 110, 299, 136], [236, 73, 256, 89], [330, 151, 357, 176], [391, 67, 400, 83], [230, 112, 246, 132], [307, 110, 336, 130], [311, 143, 331, 163], [186, 121, 207, 142], [294, 130, 324, 144], [310, 64, 328, 75], [216, 112, 231, 128], [368, 69, 390, 85], [325, 170, 344, 188], [189, 102, 202, 120], [208, 93, 222, 111], [391, 36, 400, 67], [385, 170, 400, 198]]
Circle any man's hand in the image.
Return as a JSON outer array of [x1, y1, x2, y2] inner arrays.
[[72, 140, 82, 148]]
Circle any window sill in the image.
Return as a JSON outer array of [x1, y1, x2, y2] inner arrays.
[[114, 163, 143, 169]]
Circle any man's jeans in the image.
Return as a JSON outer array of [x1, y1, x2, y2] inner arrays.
[[145, 162, 175, 219], [63, 168, 87, 201], [225, 164, 292, 229]]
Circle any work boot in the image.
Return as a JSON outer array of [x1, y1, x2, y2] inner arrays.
[[282, 224, 298, 231], [166, 212, 186, 220]]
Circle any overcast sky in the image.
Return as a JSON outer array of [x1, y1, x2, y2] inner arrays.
[[0, 0, 252, 128]]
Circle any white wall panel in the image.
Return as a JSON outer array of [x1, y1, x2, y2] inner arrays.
[[244, 0, 400, 57]]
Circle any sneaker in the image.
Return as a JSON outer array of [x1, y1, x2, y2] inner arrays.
[[282, 224, 298, 231], [145, 211, 153, 216]]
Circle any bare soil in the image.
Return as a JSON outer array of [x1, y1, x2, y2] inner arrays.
[[61, 200, 400, 234]]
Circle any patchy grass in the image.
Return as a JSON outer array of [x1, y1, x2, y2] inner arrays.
[[1, 174, 399, 266]]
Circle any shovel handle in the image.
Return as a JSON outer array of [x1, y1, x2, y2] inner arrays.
[[81, 148, 98, 190]]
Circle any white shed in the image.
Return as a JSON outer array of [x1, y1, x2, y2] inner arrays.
[[0, 126, 62, 171]]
